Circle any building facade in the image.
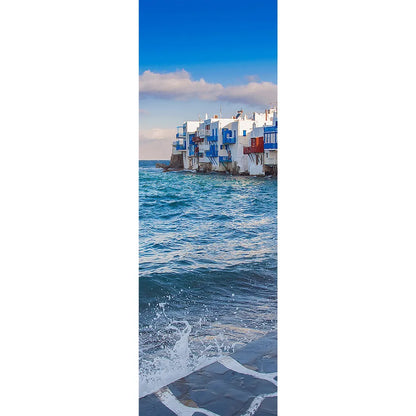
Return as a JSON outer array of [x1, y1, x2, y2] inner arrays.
[[171, 108, 277, 176]]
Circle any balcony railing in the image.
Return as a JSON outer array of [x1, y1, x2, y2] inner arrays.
[[244, 137, 264, 154], [223, 136, 236, 144], [175, 140, 186, 151], [243, 144, 264, 154], [191, 136, 204, 144], [222, 129, 236, 144], [206, 143, 218, 157], [206, 149, 218, 157], [264, 129, 277, 150], [206, 135, 218, 142], [264, 142, 278, 150]]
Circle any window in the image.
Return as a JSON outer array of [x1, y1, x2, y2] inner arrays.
[[234, 130, 236, 138], [243, 130, 246, 136]]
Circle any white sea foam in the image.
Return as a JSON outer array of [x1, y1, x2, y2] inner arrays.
[[139, 318, 269, 398], [139, 320, 222, 398], [139, 297, 274, 398]]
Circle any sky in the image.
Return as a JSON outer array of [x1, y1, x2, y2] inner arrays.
[[139, 0, 277, 159]]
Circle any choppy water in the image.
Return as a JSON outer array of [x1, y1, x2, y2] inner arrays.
[[139, 160, 277, 397]]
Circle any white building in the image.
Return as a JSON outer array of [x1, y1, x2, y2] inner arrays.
[[263, 112, 278, 174], [171, 108, 277, 176], [243, 109, 277, 175], [219, 112, 254, 174]]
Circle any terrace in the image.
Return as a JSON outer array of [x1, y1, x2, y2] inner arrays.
[[243, 137, 264, 154], [176, 125, 185, 139], [264, 125, 277, 150]]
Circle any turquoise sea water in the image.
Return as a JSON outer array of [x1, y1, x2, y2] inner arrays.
[[139, 160, 277, 396]]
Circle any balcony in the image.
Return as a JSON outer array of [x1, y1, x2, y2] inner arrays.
[[206, 149, 218, 157], [176, 125, 186, 139], [175, 140, 186, 151], [206, 144, 218, 158], [206, 134, 218, 142], [264, 127, 277, 150], [243, 137, 264, 154], [222, 130, 236, 145], [219, 155, 232, 163], [264, 142, 278, 150], [191, 136, 204, 144], [243, 144, 264, 154], [223, 136, 236, 144]]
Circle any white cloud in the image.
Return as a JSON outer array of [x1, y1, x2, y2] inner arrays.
[[220, 82, 277, 106], [139, 128, 176, 160], [139, 127, 176, 141], [139, 69, 223, 101], [139, 70, 277, 106]]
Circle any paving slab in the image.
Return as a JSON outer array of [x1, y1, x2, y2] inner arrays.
[[139, 393, 176, 416], [139, 331, 277, 415]]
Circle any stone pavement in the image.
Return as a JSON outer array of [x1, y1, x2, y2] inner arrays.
[[139, 332, 277, 416]]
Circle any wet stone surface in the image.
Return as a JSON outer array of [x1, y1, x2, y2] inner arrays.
[[257, 396, 278, 415], [139, 332, 277, 415], [139, 393, 176, 416]]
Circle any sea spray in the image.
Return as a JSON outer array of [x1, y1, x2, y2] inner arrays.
[[139, 319, 221, 398], [139, 303, 271, 398]]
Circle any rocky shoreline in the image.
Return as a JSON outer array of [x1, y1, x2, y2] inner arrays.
[[157, 155, 277, 177]]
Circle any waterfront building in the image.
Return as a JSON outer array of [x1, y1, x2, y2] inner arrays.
[[219, 111, 255, 174], [264, 113, 278, 174], [171, 108, 278, 175]]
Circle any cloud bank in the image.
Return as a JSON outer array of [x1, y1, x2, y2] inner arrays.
[[139, 70, 277, 106], [139, 128, 176, 160]]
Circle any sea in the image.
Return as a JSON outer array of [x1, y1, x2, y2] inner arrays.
[[139, 160, 277, 397]]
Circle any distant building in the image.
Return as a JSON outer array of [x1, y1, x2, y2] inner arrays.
[[170, 108, 277, 176]]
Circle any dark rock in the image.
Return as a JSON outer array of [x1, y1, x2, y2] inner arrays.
[[168, 153, 184, 170]]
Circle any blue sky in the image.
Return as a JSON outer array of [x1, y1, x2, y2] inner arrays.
[[139, 0, 277, 159]]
